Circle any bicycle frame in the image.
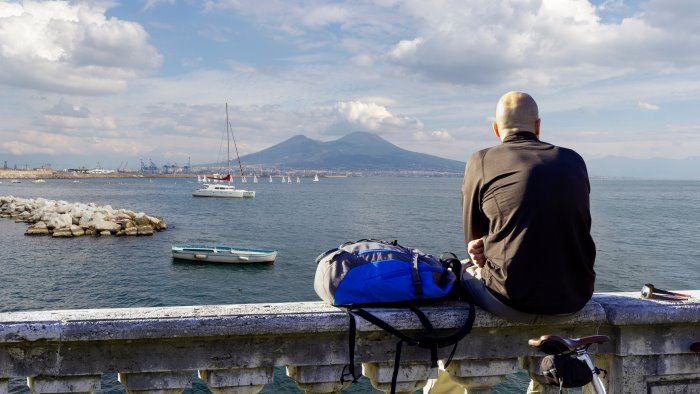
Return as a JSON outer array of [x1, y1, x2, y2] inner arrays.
[[575, 347, 606, 394]]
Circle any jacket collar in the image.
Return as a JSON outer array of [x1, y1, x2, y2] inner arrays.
[[503, 131, 538, 143]]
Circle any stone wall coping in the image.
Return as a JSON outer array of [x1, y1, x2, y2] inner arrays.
[[0, 299, 610, 344], [1, 292, 700, 392], [593, 290, 700, 325], [1, 291, 697, 344]]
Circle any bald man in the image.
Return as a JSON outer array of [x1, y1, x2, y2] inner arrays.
[[461, 91, 596, 323], [425, 91, 596, 394]]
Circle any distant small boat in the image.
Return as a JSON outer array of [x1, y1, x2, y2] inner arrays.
[[171, 245, 277, 264], [10, 179, 21, 183], [32, 179, 46, 183], [296, 176, 300, 183], [269, 175, 273, 183], [313, 174, 319, 182], [253, 175, 258, 183]]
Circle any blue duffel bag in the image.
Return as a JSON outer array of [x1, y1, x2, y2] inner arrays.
[[314, 239, 475, 394]]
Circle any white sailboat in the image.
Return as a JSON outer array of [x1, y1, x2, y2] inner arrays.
[[253, 175, 258, 183], [313, 174, 319, 182], [193, 103, 255, 198], [269, 175, 273, 183], [296, 176, 300, 183]]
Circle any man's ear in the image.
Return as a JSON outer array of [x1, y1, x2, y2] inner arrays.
[[493, 121, 501, 139], [534, 118, 541, 137]]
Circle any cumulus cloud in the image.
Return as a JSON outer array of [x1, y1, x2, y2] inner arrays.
[[328, 101, 423, 135], [386, 0, 700, 87], [414, 130, 454, 141], [210, 0, 700, 90], [638, 102, 660, 111], [0, 1, 162, 95]]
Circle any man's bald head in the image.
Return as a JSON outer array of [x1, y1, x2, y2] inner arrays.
[[493, 91, 540, 140]]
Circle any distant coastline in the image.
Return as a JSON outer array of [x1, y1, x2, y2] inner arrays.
[[0, 168, 462, 180]]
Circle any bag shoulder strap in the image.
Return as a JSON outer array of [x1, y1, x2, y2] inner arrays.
[[343, 300, 475, 394]]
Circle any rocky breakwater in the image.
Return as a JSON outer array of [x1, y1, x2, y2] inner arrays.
[[0, 196, 166, 237]]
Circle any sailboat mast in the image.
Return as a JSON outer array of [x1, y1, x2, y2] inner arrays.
[[225, 103, 232, 183]]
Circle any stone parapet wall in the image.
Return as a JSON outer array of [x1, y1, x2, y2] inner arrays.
[[1, 292, 699, 393]]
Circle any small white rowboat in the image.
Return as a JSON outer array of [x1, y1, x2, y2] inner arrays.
[[171, 245, 277, 264]]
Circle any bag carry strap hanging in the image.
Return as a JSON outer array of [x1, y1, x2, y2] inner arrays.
[[343, 302, 475, 394]]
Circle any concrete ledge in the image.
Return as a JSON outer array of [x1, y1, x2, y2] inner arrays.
[[1, 292, 699, 393], [0, 298, 608, 343]]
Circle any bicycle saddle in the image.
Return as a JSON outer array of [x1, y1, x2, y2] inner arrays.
[[529, 335, 610, 355]]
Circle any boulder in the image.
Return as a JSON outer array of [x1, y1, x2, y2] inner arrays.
[[147, 215, 167, 230], [47, 213, 73, 230], [124, 227, 138, 236], [25, 221, 49, 236], [55, 203, 72, 214], [14, 211, 31, 222], [70, 224, 85, 237], [78, 211, 94, 228], [52, 227, 73, 237], [137, 225, 154, 236], [134, 213, 150, 226], [93, 212, 122, 233]]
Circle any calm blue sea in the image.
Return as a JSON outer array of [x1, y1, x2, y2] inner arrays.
[[1, 176, 699, 393]]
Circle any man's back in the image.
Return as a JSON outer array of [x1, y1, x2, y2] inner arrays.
[[462, 131, 596, 314]]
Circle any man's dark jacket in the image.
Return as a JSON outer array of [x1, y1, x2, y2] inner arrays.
[[462, 132, 596, 314]]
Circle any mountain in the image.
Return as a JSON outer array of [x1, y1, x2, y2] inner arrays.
[[240, 132, 465, 172]]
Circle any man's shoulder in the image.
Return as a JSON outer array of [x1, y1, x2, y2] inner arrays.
[[552, 144, 586, 163], [468, 146, 496, 160], [466, 146, 497, 169]]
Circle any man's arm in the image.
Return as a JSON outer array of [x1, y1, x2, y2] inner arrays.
[[461, 152, 488, 266]]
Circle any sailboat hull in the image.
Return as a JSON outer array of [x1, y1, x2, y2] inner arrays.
[[193, 184, 253, 198]]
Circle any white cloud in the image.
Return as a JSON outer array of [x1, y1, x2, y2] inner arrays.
[[638, 102, 660, 111], [0, 1, 162, 95], [414, 130, 454, 141], [386, 0, 700, 87], [329, 101, 423, 135], [0, 129, 142, 157]]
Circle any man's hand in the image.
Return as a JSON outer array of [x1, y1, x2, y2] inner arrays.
[[467, 238, 486, 267]]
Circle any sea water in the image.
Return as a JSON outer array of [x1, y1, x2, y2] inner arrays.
[[1, 177, 699, 393]]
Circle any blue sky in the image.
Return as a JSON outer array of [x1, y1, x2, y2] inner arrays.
[[1, 0, 699, 169]]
